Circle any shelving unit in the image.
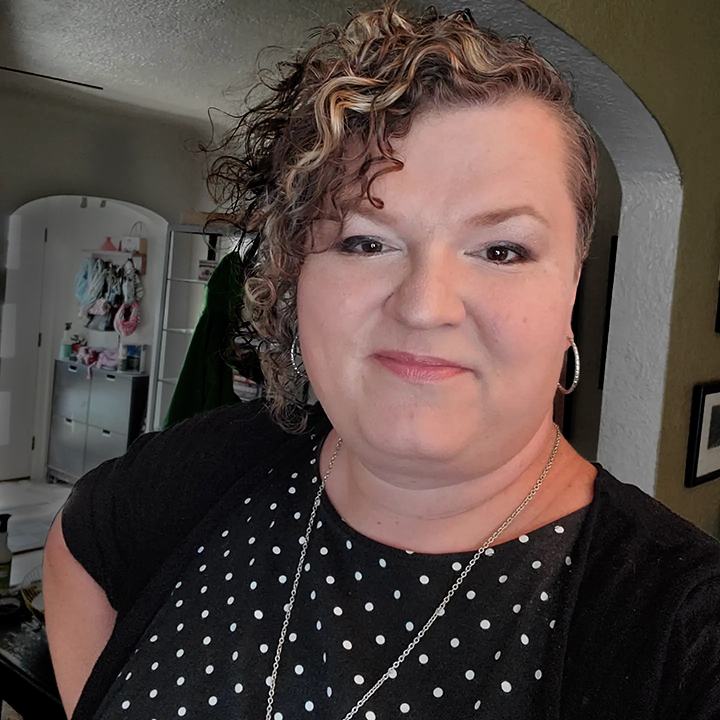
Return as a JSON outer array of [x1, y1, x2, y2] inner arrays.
[[147, 224, 240, 430]]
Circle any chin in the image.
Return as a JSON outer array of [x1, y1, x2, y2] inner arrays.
[[355, 402, 476, 463]]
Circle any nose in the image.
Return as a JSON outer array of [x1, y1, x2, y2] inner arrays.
[[386, 246, 466, 329]]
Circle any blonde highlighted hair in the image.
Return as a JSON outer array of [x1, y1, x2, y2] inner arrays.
[[206, 2, 598, 431]]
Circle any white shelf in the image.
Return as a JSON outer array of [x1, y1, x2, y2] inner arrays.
[[167, 277, 206, 285], [158, 377, 178, 385], [163, 328, 194, 335]]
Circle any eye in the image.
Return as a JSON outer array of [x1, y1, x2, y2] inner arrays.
[[336, 236, 389, 255], [472, 243, 528, 265]]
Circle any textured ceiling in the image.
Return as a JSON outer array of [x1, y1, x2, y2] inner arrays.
[[2, 0, 378, 119]]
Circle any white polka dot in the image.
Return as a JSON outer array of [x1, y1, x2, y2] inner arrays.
[[272, 546, 281, 555], [316, 521, 323, 528], [480, 619, 491, 630], [379, 558, 387, 568], [274, 713, 283, 720], [346, 540, 353, 549], [366, 713, 376, 720], [521, 634, 530, 645], [532, 561, 542, 569], [388, 668, 397, 679], [513, 603, 522, 613], [175, 600, 183, 608], [485, 547, 495, 556], [355, 571, 363, 581], [176, 649, 184, 658], [566, 556, 572, 565], [310, 590, 316, 600], [221, 529, 229, 537], [343, 640, 353, 650], [365, 602, 374, 612], [151, 662, 159, 670], [433, 687, 443, 698], [201, 610, 209, 619], [205, 664, 214, 674], [292, 472, 299, 478], [244, 496, 252, 504], [270, 502, 277, 510], [541, 591, 549, 601], [334, 606, 343, 616], [555, 525, 565, 534], [197, 546, 204, 554], [502, 681, 512, 693], [550, 619, 557, 629], [200, 586, 207, 594], [294, 512, 301, 520], [495, 650, 502, 660], [450, 637, 460, 648], [298, 536, 305, 545], [150, 689, 158, 698], [232, 651, 239, 660], [305, 701, 314, 711], [326, 576, 335, 584], [499, 575, 508, 583], [519, 534, 529, 543], [354, 675, 364, 685], [316, 620, 322, 630], [279, 575, 287, 584], [419, 575, 430, 585], [465, 670, 476, 680], [121, 700, 130, 710], [208, 696, 218, 706], [230, 622, 237, 632], [394, 590, 401, 599], [125, 671, 132, 680], [254, 610, 264, 619], [225, 572, 233, 581], [176, 677, 185, 686], [376, 634, 385, 645], [227, 596, 235, 605], [203, 636, 211, 645], [452, 562, 462, 571], [175, 581, 182, 589], [327, 687, 332, 697], [466, 590, 476, 600], [295, 664, 304, 675], [406, 622, 414, 631], [474, 700, 482, 710], [400, 703, 410, 713], [305, 563, 311, 572], [289, 486, 296, 494], [266, 677, 272, 687], [260, 643, 269, 653], [289, 632, 297, 642], [223, 549, 230, 557], [235, 683, 243, 693], [310, 458, 317, 464], [535, 669, 543, 679], [419, 654, 429, 664], [249, 537, 256, 545]]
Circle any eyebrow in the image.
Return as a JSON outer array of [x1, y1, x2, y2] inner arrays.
[[347, 203, 551, 229], [465, 206, 551, 229]]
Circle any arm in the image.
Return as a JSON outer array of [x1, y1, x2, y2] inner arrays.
[[44, 510, 117, 719]]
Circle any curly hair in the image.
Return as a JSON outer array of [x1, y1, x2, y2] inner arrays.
[[205, 2, 598, 432]]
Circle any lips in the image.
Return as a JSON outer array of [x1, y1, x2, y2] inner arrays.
[[372, 351, 470, 382]]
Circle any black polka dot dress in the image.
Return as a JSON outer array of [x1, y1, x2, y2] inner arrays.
[[96, 432, 587, 719]]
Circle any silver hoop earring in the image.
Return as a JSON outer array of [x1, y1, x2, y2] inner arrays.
[[557, 338, 580, 395], [290, 334, 304, 378]]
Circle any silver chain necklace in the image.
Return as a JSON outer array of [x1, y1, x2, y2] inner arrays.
[[265, 424, 562, 720]]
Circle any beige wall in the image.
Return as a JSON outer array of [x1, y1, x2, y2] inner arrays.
[[524, 0, 720, 535]]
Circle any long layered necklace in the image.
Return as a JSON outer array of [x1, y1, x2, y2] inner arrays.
[[265, 424, 562, 720]]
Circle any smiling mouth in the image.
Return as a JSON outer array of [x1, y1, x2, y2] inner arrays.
[[372, 351, 470, 383]]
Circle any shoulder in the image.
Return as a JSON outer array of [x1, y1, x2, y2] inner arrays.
[[61, 400, 328, 613], [590, 467, 720, 572]]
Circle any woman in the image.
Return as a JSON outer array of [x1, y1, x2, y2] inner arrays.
[[45, 5, 720, 720]]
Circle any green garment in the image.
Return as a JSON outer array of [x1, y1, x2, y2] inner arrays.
[[163, 253, 246, 428]]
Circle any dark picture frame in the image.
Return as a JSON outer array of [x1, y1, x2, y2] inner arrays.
[[685, 381, 720, 487]]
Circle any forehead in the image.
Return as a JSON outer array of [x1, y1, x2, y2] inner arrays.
[[349, 99, 575, 233]]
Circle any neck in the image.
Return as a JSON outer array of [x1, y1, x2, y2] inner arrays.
[[321, 421, 596, 554]]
